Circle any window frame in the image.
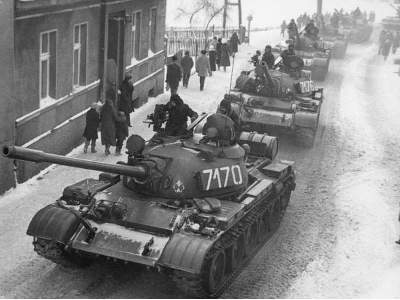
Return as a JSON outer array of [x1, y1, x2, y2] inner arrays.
[[72, 22, 89, 89], [149, 6, 158, 53], [131, 9, 142, 62], [39, 29, 57, 103]]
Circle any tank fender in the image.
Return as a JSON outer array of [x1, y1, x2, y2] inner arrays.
[[27, 204, 81, 245], [295, 111, 319, 129], [158, 233, 214, 274]]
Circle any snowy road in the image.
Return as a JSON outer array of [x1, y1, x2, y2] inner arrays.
[[1, 29, 400, 298]]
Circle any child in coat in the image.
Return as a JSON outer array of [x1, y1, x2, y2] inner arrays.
[[83, 102, 100, 153]]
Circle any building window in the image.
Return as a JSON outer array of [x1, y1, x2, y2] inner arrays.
[[39, 30, 57, 102], [131, 11, 141, 61], [149, 8, 157, 52], [73, 23, 88, 88]]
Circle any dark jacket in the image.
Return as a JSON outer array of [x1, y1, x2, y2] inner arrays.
[[115, 114, 129, 140], [230, 32, 240, 53], [262, 52, 275, 69], [164, 96, 198, 136], [118, 79, 134, 114], [216, 41, 222, 64], [83, 108, 100, 140], [100, 100, 118, 146], [181, 55, 194, 73], [220, 43, 231, 67], [166, 62, 182, 89]]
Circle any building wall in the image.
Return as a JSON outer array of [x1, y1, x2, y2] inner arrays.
[[0, 0, 17, 194], [6, 0, 167, 187]]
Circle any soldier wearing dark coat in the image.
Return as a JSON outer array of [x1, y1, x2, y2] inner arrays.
[[218, 98, 240, 134], [100, 98, 118, 155], [261, 45, 275, 69], [216, 38, 223, 70], [229, 32, 241, 54], [287, 19, 298, 40], [166, 55, 182, 95], [163, 94, 198, 136], [118, 75, 134, 127], [181, 51, 194, 88], [82, 103, 100, 153]]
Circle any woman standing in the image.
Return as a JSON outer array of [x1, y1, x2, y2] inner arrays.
[[216, 37, 222, 70], [220, 38, 231, 72], [100, 98, 118, 155]]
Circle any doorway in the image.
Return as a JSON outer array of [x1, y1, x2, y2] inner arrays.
[[105, 11, 125, 102]]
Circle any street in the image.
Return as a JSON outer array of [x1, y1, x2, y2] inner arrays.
[[0, 28, 399, 298]]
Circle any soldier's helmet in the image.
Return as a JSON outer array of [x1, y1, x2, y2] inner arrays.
[[202, 113, 236, 145]]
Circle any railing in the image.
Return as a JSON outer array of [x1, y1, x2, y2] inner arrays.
[[166, 26, 240, 56]]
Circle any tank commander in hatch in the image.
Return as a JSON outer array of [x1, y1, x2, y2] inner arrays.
[[218, 97, 240, 134], [163, 94, 198, 136]]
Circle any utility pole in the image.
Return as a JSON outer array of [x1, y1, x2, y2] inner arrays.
[[222, 0, 243, 37], [317, 0, 323, 16]]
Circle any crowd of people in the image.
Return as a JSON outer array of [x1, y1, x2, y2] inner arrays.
[[82, 75, 134, 156], [166, 32, 241, 93]]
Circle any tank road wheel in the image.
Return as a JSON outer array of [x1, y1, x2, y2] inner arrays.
[[206, 250, 226, 294], [33, 237, 92, 268]]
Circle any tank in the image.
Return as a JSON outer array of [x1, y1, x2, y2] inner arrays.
[[273, 33, 330, 81], [222, 64, 323, 147], [319, 25, 349, 59], [340, 15, 373, 43], [2, 112, 296, 298]]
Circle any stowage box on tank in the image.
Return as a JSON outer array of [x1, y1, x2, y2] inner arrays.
[[2, 112, 296, 298]]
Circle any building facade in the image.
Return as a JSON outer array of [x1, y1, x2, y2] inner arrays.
[[0, 0, 166, 192]]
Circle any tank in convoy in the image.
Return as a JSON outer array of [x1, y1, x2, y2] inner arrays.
[[220, 62, 323, 147], [2, 111, 296, 298]]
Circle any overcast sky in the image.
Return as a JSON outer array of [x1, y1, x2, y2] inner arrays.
[[166, 0, 393, 28]]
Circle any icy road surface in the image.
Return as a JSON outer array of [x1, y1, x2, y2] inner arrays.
[[0, 28, 400, 298]]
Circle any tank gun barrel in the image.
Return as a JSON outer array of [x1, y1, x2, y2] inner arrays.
[[2, 145, 147, 179]]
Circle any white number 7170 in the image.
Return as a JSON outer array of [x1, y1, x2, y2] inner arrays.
[[202, 165, 243, 191]]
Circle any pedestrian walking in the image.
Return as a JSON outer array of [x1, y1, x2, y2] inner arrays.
[[196, 50, 212, 91], [209, 37, 218, 72], [287, 19, 298, 41], [181, 50, 194, 88], [82, 102, 100, 153], [220, 39, 231, 72], [229, 32, 240, 55], [166, 55, 182, 95], [392, 32, 400, 54], [378, 29, 386, 55], [115, 111, 129, 155], [216, 38, 223, 70], [100, 96, 118, 156], [281, 20, 287, 37], [118, 74, 134, 127], [382, 33, 393, 61]]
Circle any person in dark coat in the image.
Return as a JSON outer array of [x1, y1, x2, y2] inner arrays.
[[261, 45, 275, 69], [392, 32, 400, 54], [216, 38, 223, 70], [229, 32, 240, 54], [382, 34, 393, 61], [251, 50, 262, 66], [115, 111, 129, 155], [218, 98, 240, 134], [118, 74, 134, 127], [82, 102, 100, 153], [208, 37, 217, 72], [163, 94, 198, 136], [287, 19, 298, 41], [196, 50, 212, 91], [220, 39, 231, 72], [100, 98, 118, 155], [181, 51, 194, 88], [166, 55, 182, 95]]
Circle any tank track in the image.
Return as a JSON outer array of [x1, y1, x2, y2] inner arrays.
[[33, 238, 91, 268], [171, 186, 292, 298]]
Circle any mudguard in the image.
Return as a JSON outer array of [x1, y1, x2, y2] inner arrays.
[[158, 232, 214, 274], [295, 111, 319, 129], [26, 204, 81, 244]]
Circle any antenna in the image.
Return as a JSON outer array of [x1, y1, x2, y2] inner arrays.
[[228, 52, 236, 95]]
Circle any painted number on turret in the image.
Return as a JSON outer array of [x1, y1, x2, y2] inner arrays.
[[199, 165, 243, 191]]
